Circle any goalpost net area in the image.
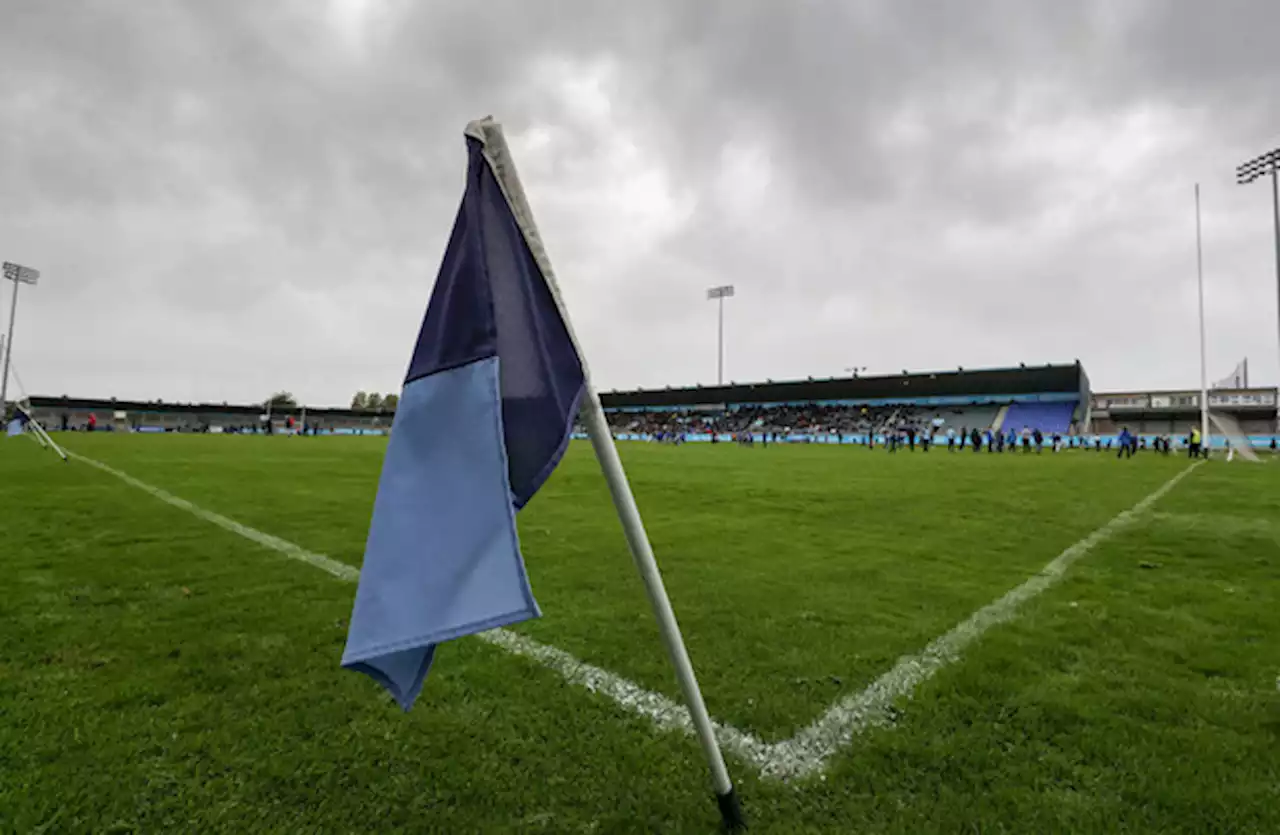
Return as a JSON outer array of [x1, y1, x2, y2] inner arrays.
[[1208, 410, 1263, 462]]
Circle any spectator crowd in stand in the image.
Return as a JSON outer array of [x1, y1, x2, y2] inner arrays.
[[578, 402, 1280, 457], [596, 403, 941, 440], [591, 403, 1014, 442]]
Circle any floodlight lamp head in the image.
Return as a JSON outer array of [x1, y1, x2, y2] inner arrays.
[[2, 262, 40, 285], [1236, 147, 1280, 185]]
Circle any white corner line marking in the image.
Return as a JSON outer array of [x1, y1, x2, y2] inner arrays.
[[763, 461, 1203, 780], [65, 448, 1199, 781]]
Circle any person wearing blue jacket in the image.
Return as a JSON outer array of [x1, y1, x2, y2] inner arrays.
[[1117, 427, 1135, 459]]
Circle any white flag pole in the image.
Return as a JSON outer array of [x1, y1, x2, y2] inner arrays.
[[7, 357, 67, 462], [468, 118, 745, 831], [19, 403, 67, 461], [1195, 184, 1210, 456]]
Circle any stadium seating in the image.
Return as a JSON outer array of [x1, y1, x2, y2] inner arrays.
[[1002, 401, 1075, 434], [919, 404, 1000, 431], [1149, 419, 1171, 434], [1241, 418, 1275, 434], [26, 404, 389, 435], [599, 400, 1016, 440]]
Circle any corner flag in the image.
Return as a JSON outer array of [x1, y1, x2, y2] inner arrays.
[[7, 411, 28, 437], [341, 124, 585, 711], [342, 119, 743, 831]]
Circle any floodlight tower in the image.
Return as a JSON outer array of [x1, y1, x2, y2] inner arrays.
[[706, 284, 735, 386], [1, 261, 40, 415], [1235, 146, 1280, 427]]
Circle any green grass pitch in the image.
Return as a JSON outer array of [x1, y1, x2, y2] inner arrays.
[[2, 435, 1278, 833]]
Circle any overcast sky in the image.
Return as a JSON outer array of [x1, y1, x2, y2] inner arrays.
[[2, 1, 1278, 407]]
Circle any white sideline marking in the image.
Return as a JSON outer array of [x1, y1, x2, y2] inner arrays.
[[64, 449, 776, 771], [70, 451, 361, 583], [66, 448, 1200, 781]]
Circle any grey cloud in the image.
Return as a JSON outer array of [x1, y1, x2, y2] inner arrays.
[[1, 0, 1278, 404]]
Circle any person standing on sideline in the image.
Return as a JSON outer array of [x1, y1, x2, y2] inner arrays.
[[1117, 427, 1135, 458], [1189, 426, 1201, 458]]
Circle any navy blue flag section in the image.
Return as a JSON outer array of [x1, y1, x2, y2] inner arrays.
[[341, 122, 586, 712], [342, 119, 744, 832]]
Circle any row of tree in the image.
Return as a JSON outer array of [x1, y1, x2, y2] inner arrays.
[[259, 391, 399, 413], [350, 392, 399, 412]]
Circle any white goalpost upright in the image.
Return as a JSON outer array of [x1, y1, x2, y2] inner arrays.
[[1194, 187, 1264, 464], [1195, 184, 1212, 456]]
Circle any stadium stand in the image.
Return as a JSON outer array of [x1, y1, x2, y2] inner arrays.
[[23, 361, 1278, 448], [23, 397, 391, 435], [589, 363, 1091, 443], [1087, 388, 1278, 448]]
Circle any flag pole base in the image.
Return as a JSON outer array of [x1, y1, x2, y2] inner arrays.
[[716, 787, 746, 831]]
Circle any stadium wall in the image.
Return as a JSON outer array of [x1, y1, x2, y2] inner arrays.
[[23, 362, 1277, 447], [582, 430, 1278, 449], [599, 362, 1087, 409], [24, 363, 1090, 427], [22, 396, 391, 434]]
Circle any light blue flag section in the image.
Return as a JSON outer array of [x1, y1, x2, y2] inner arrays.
[[7, 414, 28, 437], [341, 121, 585, 710], [342, 357, 539, 710]]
